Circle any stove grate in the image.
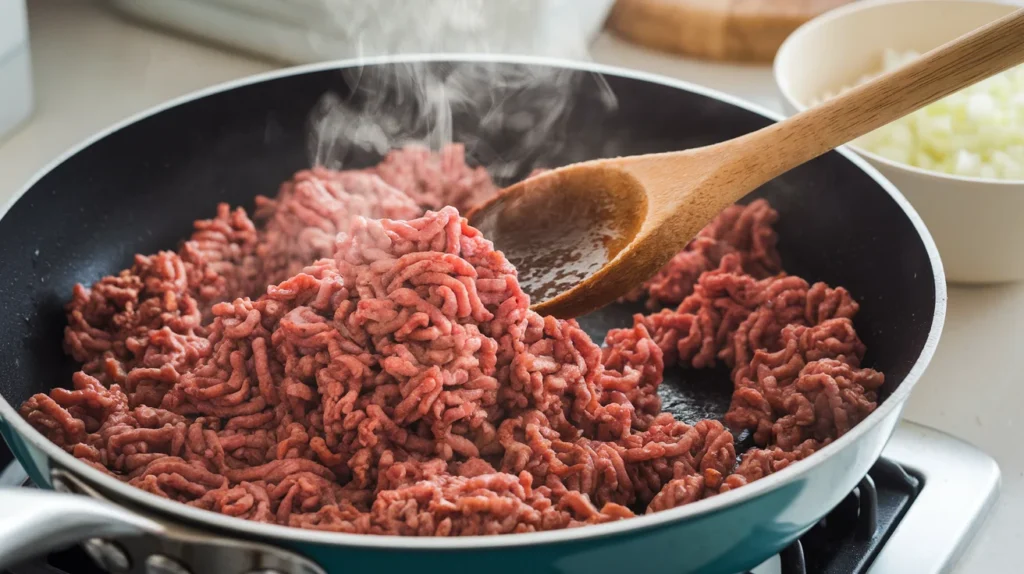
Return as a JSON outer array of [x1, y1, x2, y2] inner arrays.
[[756, 458, 922, 574]]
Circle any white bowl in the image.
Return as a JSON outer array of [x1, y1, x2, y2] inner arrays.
[[774, 0, 1024, 284]]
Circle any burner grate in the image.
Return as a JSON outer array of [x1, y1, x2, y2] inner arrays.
[[805, 460, 921, 573], [750, 458, 922, 574]]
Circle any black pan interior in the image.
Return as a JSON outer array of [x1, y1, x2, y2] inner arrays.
[[0, 62, 936, 430]]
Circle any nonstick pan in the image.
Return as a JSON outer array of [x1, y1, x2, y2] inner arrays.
[[0, 55, 945, 574]]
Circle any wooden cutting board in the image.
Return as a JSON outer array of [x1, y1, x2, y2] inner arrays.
[[606, 0, 858, 63]]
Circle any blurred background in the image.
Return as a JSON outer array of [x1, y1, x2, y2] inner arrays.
[[0, 0, 794, 196]]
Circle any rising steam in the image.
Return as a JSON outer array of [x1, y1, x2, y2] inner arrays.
[[306, 0, 618, 180]]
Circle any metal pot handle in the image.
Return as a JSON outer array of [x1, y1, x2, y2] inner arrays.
[[0, 461, 326, 574], [0, 486, 162, 570]]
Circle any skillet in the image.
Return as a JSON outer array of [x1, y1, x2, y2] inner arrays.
[[0, 55, 945, 574]]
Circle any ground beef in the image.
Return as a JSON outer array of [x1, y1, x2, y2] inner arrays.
[[630, 253, 860, 370], [254, 168, 421, 288], [725, 327, 881, 450], [61, 203, 259, 388], [21, 144, 883, 535], [371, 144, 497, 213], [621, 199, 783, 309]]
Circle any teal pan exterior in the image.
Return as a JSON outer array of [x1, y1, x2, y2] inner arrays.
[[1, 402, 905, 574]]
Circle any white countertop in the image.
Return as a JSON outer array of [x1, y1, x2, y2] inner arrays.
[[1, 1, 1020, 572]]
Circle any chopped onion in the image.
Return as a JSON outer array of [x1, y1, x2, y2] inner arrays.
[[810, 49, 1024, 180]]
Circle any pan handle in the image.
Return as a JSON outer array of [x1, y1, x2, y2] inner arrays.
[[0, 464, 326, 574], [0, 487, 162, 571]]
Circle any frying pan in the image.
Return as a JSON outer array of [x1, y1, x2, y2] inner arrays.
[[0, 55, 944, 574]]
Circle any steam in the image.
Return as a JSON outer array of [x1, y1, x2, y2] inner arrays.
[[306, 0, 618, 180]]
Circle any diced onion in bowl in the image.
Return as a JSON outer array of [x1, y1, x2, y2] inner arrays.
[[811, 49, 1024, 180]]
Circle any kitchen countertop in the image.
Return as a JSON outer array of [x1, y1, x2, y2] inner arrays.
[[1, 1, 1019, 572]]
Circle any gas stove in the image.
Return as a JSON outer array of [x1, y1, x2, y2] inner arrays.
[[746, 421, 999, 574], [0, 421, 998, 574]]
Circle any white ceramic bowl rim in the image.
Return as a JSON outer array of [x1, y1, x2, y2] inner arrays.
[[774, 0, 1024, 187]]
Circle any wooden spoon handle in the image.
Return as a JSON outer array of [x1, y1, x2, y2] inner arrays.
[[728, 7, 1024, 189]]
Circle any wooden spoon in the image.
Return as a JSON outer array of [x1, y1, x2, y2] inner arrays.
[[469, 8, 1024, 319]]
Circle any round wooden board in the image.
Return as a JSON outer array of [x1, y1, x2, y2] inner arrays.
[[606, 0, 858, 63]]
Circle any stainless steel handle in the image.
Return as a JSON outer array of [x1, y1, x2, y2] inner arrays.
[[0, 463, 326, 574], [0, 487, 162, 570]]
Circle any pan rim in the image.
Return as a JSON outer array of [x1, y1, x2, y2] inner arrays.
[[0, 53, 947, 550]]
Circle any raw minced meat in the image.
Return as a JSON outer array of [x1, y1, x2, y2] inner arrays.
[[620, 199, 782, 310], [21, 144, 883, 535]]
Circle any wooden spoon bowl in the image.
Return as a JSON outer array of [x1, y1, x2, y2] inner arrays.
[[472, 165, 647, 309]]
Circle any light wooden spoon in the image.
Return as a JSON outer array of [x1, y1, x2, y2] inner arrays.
[[468, 8, 1024, 319]]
